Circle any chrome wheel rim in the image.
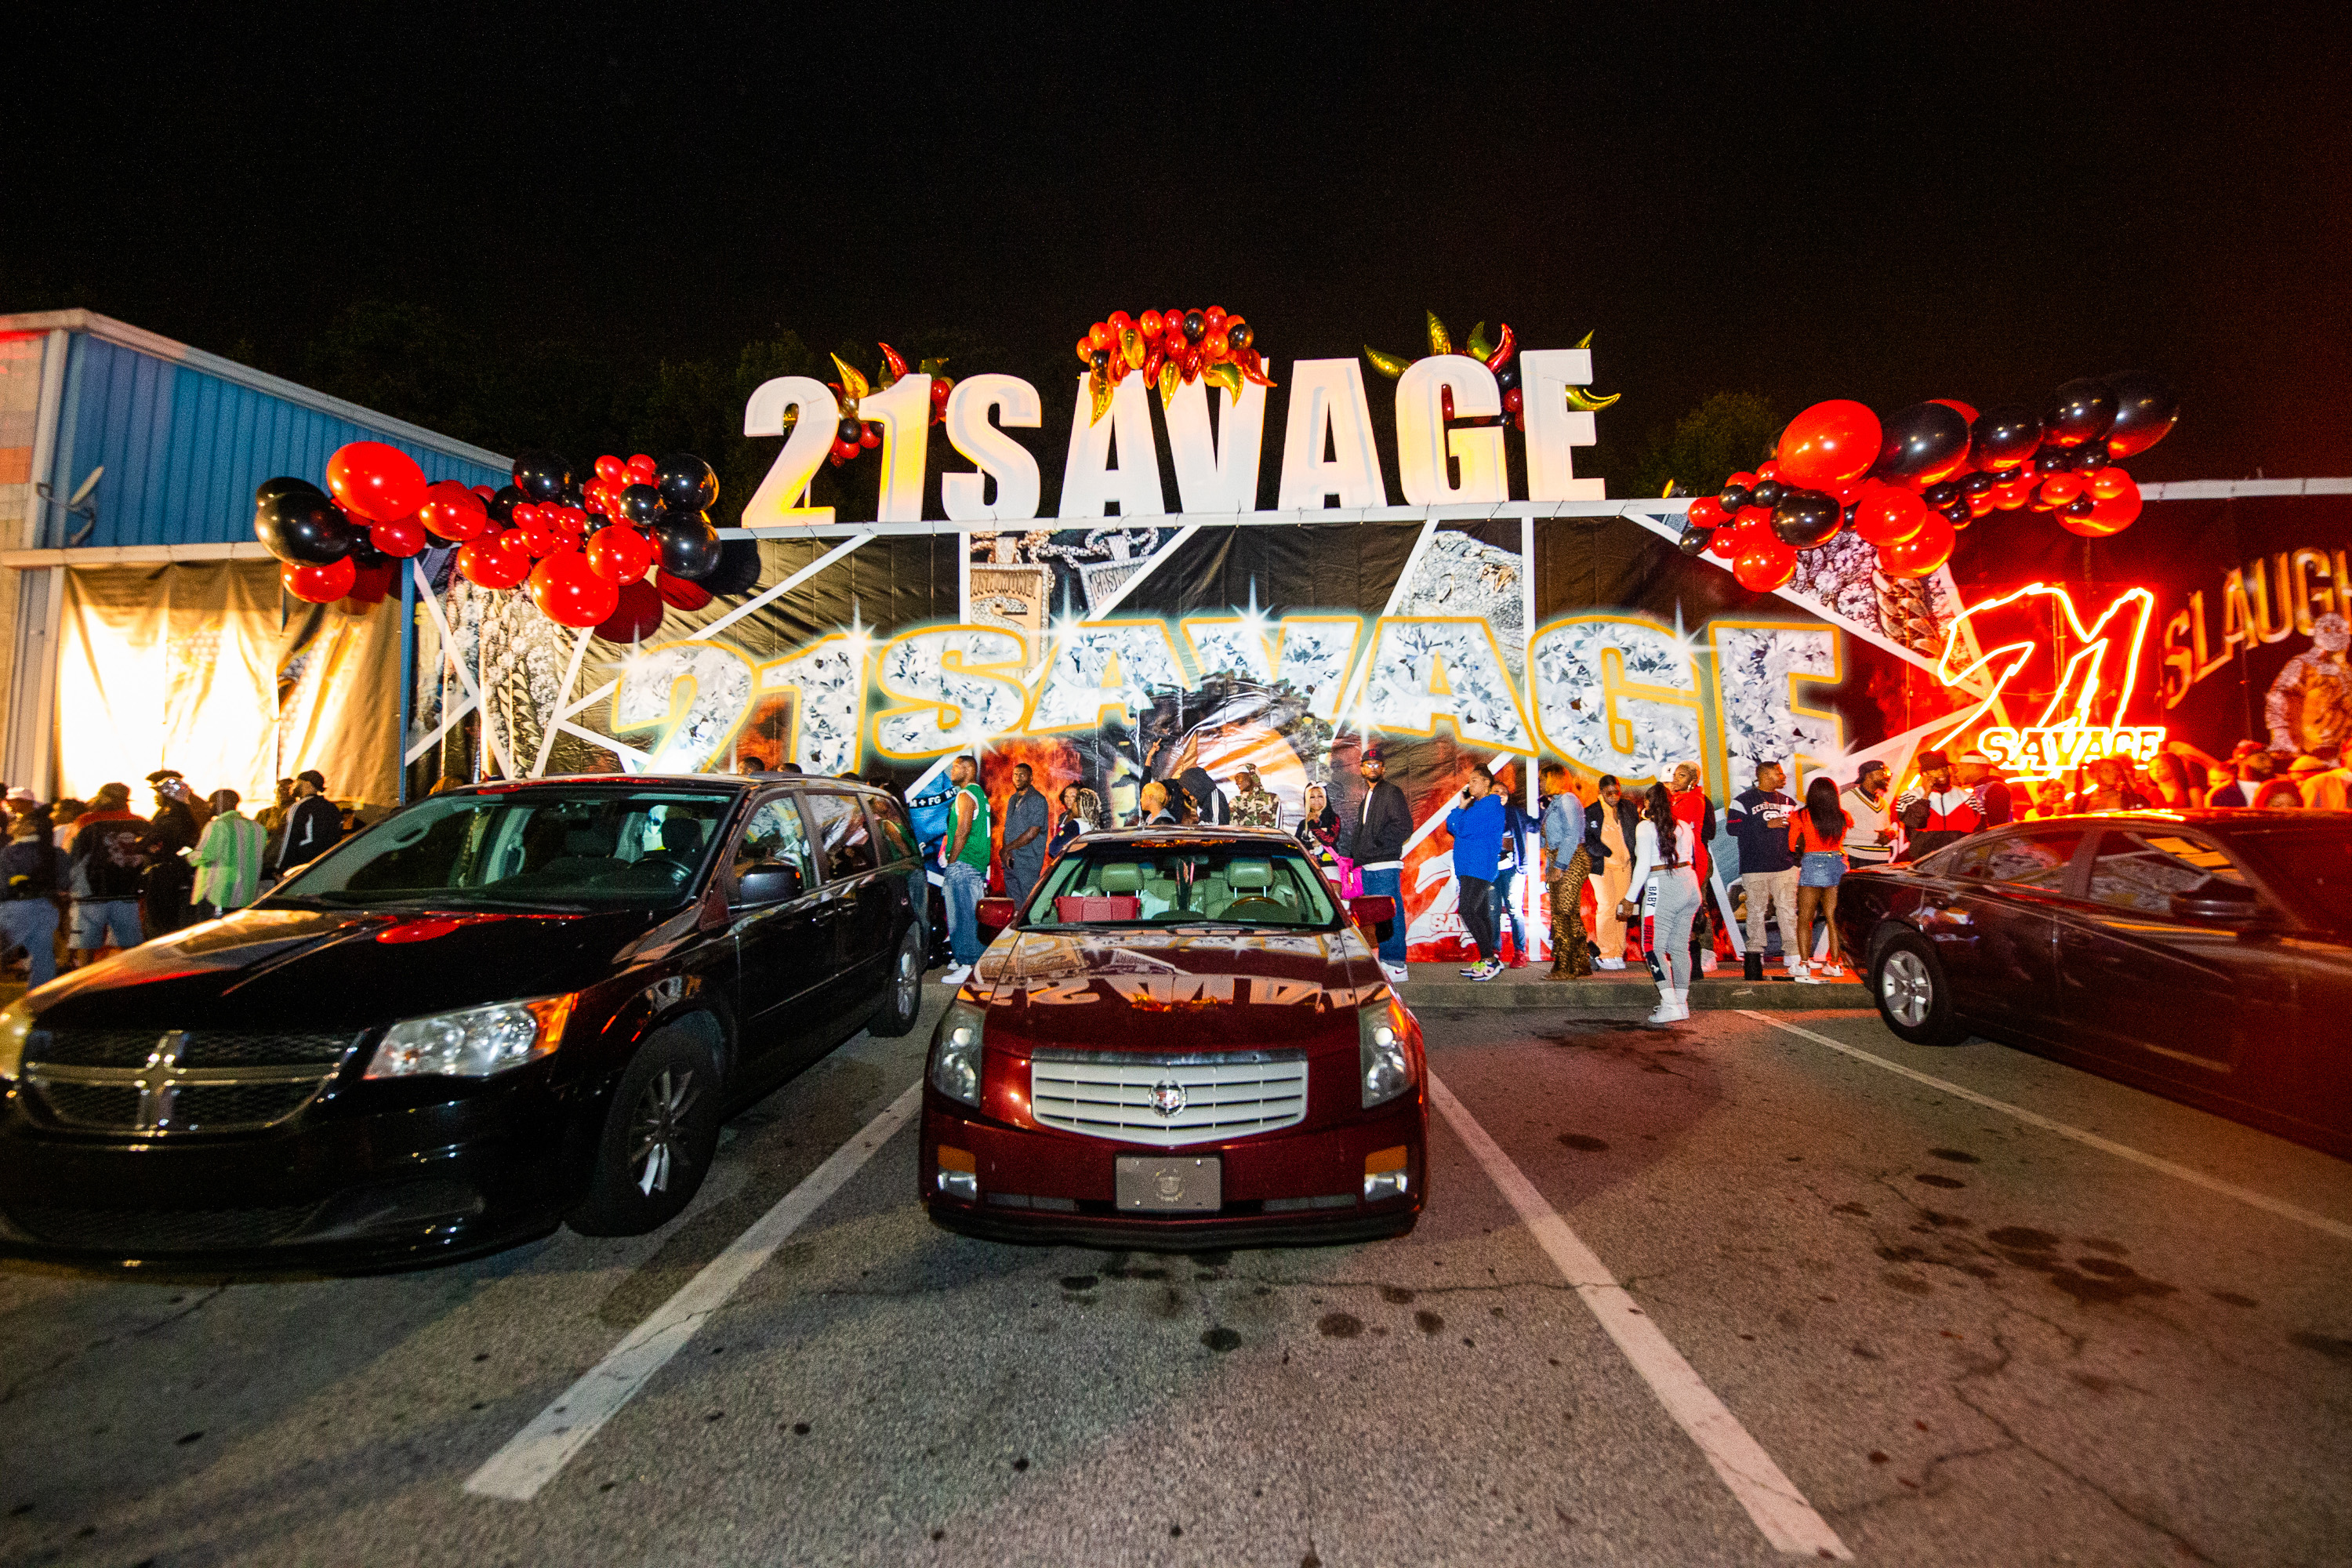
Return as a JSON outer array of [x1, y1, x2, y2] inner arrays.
[[630, 1066, 699, 1197], [1882, 950, 1932, 1028], [895, 938, 920, 1015]]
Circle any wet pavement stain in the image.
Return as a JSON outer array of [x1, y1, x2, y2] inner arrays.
[[1879, 1272, 1935, 1297], [1414, 1310, 1445, 1336], [2209, 1290, 2259, 1309], [1986, 1226, 2061, 1250], [1200, 1327, 1242, 1352], [1914, 1174, 1966, 1189], [1557, 1134, 1611, 1152], [1926, 1148, 1981, 1163], [2288, 1331, 2352, 1362], [1379, 1285, 1416, 1304], [2077, 1236, 2129, 1256], [1317, 1312, 1364, 1339], [1832, 1202, 1871, 1217], [1058, 1276, 1098, 1292]]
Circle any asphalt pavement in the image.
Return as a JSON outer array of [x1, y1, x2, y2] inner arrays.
[[4, 994, 2349, 1567]]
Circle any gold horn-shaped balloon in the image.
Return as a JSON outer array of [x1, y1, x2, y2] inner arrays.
[[1363, 346, 1412, 379], [1466, 321, 1493, 361], [1566, 331, 1621, 410], [1425, 310, 1452, 357], [1088, 369, 1113, 425], [830, 354, 871, 402]]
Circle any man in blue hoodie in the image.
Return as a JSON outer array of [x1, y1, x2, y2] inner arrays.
[[1444, 768, 1508, 982], [1727, 759, 1799, 981]]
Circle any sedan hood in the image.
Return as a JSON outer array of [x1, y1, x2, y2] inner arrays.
[[969, 927, 1385, 1049], [24, 904, 680, 1032]]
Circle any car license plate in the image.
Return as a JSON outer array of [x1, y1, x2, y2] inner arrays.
[[1115, 1155, 1221, 1211]]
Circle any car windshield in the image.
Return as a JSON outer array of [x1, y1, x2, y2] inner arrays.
[[1023, 842, 1341, 929], [268, 788, 735, 910], [2224, 826, 2352, 931]]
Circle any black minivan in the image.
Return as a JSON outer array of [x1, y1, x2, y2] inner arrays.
[[0, 773, 927, 1268]]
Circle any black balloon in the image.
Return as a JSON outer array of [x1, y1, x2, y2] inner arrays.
[[256, 490, 353, 564], [2100, 371, 2180, 458], [1719, 485, 1751, 514], [652, 517, 722, 580], [1962, 471, 1997, 496], [2034, 444, 2074, 472], [698, 539, 762, 595], [1922, 481, 1961, 509], [2044, 378, 2117, 448], [2064, 493, 2099, 517], [346, 531, 390, 571], [256, 476, 324, 506], [619, 483, 666, 527], [1968, 405, 2042, 470], [1676, 523, 1711, 556], [1870, 402, 1972, 488], [838, 417, 863, 445], [2074, 442, 2109, 474], [1770, 489, 1842, 549], [488, 484, 526, 524], [1494, 361, 1519, 392], [1842, 503, 1859, 528], [1089, 350, 1110, 373], [1749, 479, 1785, 510], [1942, 502, 1970, 524], [511, 448, 572, 501], [655, 452, 720, 513], [1182, 310, 1206, 343], [1227, 322, 1255, 354]]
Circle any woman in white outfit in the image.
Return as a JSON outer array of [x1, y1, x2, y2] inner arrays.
[[1617, 781, 1701, 1024]]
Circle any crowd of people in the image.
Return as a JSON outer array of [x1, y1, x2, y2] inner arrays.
[[0, 768, 354, 985]]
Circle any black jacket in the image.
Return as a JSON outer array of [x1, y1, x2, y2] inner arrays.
[[1, 838, 60, 901], [1341, 779, 1412, 866], [278, 795, 343, 873], [1587, 797, 1640, 864]]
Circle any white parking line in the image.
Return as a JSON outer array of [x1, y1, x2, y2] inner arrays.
[[465, 1080, 924, 1502], [1739, 1011, 2352, 1245], [1428, 1072, 1852, 1561]]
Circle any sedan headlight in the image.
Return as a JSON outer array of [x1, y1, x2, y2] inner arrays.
[[0, 996, 32, 1081], [365, 995, 575, 1080], [929, 998, 986, 1106], [1359, 997, 1414, 1108]]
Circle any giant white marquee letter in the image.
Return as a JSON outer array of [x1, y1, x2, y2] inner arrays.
[[1519, 349, 1604, 502], [1059, 372, 1166, 518], [740, 376, 840, 526], [942, 373, 1042, 522], [1165, 376, 1268, 514], [858, 373, 933, 523], [1275, 359, 1388, 510], [1395, 356, 1508, 505]]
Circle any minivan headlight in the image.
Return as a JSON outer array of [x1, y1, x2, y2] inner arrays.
[[929, 998, 986, 1106], [0, 996, 32, 1081], [365, 995, 575, 1080], [1359, 998, 1414, 1108]]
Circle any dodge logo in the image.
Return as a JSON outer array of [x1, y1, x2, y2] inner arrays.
[[1149, 1080, 1186, 1117]]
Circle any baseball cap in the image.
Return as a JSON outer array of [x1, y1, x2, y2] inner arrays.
[[2287, 755, 2328, 777], [1915, 749, 1951, 769], [145, 768, 184, 785], [1958, 749, 1990, 765], [297, 768, 327, 789], [5, 787, 36, 805]]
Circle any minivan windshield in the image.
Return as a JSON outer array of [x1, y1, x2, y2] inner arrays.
[[1023, 843, 1341, 929], [268, 788, 735, 909]]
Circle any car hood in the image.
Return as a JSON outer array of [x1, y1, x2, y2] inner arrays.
[[23, 904, 683, 1032], [968, 927, 1385, 1050]]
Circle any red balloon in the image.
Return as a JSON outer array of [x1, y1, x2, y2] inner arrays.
[[1732, 542, 1798, 593], [1706, 526, 1740, 561], [1994, 477, 2034, 511], [1729, 506, 1777, 553], [282, 556, 357, 603], [470, 485, 495, 503], [458, 537, 529, 590], [1878, 514, 1956, 578], [1776, 400, 1882, 491], [419, 480, 492, 541], [1757, 460, 1780, 481], [1929, 397, 1980, 425], [594, 579, 667, 644], [1686, 495, 1728, 530], [347, 562, 395, 606], [370, 516, 428, 558], [1724, 470, 1759, 491], [586, 524, 656, 584], [655, 571, 713, 612], [325, 441, 428, 524], [2085, 473, 2143, 530], [626, 453, 658, 484], [594, 455, 626, 485], [2089, 467, 2133, 501], [2038, 472, 2084, 506], [529, 550, 619, 628]]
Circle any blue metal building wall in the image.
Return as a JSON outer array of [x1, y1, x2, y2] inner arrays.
[[42, 335, 509, 549]]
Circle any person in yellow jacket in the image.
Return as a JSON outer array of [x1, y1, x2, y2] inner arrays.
[[189, 789, 268, 919]]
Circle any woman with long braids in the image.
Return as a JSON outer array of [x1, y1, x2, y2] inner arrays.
[[1787, 774, 1853, 980], [1616, 781, 1700, 1024]]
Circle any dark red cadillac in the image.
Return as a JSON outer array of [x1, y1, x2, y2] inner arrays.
[[920, 827, 1425, 1247]]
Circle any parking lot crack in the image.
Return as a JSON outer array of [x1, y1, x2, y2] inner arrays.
[[0, 1285, 227, 1406]]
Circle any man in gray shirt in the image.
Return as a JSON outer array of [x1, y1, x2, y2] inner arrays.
[[1001, 764, 1050, 912]]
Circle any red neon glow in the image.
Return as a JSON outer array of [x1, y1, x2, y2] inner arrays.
[[1931, 583, 2158, 768]]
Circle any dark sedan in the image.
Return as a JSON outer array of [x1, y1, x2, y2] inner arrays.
[[0, 773, 927, 1269], [1836, 810, 2352, 1156]]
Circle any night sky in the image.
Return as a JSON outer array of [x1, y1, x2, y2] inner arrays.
[[9, 4, 2347, 483]]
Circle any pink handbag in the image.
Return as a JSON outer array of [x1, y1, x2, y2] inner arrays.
[[1335, 856, 1365, 899]]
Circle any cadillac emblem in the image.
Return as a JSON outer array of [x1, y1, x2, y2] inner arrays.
[[1149, 1080, 1186, 1118]]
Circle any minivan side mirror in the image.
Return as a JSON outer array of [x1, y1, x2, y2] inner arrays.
[[734, 862, 804, 906], [2169, 885, 2263, 924]]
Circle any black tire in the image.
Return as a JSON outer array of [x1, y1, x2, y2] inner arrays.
[[566, 1028, 724, 1236], [866, 923, 925, 1038], [1871, 931, 1965, 1047]]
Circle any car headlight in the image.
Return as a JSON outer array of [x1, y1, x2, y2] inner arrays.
[[0, 996, 32, 1081], [929, 998, 986, 1106], [1359, 997, 1414, 1108], [365, 995, 575, 1080]]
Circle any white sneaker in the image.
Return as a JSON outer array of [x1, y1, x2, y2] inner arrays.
[[1596, 956, 1626, 971], [1458, 964, 1483, 977], [1381, 962, 1410, 984], [1646, 993, 1678, 1025], [1792, 967, 1823, 985], [1468, 959, 1504, 982], [940, 964, 971, 985]]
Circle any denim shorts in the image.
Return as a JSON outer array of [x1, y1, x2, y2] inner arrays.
[[1798, 851, 1847, 888]]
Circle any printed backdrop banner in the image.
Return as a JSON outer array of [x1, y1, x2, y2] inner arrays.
[[410, 516, 1968, 960]]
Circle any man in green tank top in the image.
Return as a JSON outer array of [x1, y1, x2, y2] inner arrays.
[[941, 755, 993, 979]]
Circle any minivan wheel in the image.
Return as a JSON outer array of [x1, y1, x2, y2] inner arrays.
[[567, 1029, 723, 1236], [1872, 932, 1965, 1047], [866, 924, 926, 1038]]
